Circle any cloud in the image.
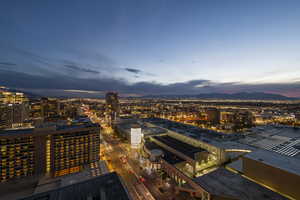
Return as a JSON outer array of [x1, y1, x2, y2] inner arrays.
[[124, 67, 156, 77], [125, 68, 141, 74], [64, 90, 105, 94], [0, 42, 114, 78], [1, 69, 300, 97], [64, 64, 100, 74], [0, 62, 17, 66], [0, 43, 156, 83], [0, 69, 128, 92], [0, 42, 63, 76]]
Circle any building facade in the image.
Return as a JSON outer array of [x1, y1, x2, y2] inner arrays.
[[105, 92, 120, 124], [0, 123, 100, 182]]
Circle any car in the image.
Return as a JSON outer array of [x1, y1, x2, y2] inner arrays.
[[119, 156, 127, 163], [139, 176, 145, 182]]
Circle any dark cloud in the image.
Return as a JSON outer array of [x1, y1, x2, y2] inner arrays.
[[0, 42, 62, 76], [124, 67, 156, 77], [0, 69, 127, 92], [0, 62, 16, 66], [0, 42, 113, 78], [1, 69, 300, 97], [64, 64, 100, 74], [125, 68, 141, 74]]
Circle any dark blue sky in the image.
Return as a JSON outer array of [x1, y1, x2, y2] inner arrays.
[[1, 0, 300, 97]]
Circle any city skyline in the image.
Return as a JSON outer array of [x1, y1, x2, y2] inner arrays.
[[1, 0, 300, 97]]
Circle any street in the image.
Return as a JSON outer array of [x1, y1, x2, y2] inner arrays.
[[101, 131, 157, 200], [86, 109, 193, 200]]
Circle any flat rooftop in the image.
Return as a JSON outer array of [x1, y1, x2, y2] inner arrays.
[[0, 123, 100, 137], [240, 125, 300, 158], [20, 172, 131, 200], [34, 161, 109, 194], [0, 161, 110, 200], [251, 125, 300, 139], [194, 168, 287, 200], [144, 141, 184, 164], [144, 118, 244, 148], [116, 119, 167, 136], [153, 135, 206, 160], [244, 149, 300, 176], [142, 127, 167, 135]]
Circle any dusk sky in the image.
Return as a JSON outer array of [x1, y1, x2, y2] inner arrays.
[[1, 0, 300, 97]]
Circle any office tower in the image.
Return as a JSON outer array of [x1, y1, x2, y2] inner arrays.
[[220, 111, 235, 124], [0, 91, 29, 129], [0, 91, 28, 104], [0, 103, 29, 129], [0, 104, 13, 129], [205, 107, 220, 125], [51, 126, 100, 177], [41, 97, 61, 120], [295, 113, 300, 121], [233, 110, 253, 130], [105, 92, 120, 124], [0, 134, 36, 182], [12, 103, 29, 126], [63, 104, 80, 119], [0, 123, 100, 182]]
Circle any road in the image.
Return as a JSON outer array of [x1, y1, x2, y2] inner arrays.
[[86, 110, 180, 200], [102, 132, 156, 200]]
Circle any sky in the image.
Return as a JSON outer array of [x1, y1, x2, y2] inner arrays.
[[0, 0, 300, 97]]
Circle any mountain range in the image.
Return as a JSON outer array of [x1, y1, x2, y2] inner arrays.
[[2, 86, 298, 100], [142, 92, 299, 100]]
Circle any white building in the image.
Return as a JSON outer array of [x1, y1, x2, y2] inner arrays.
[[130, 127, 142, 148]]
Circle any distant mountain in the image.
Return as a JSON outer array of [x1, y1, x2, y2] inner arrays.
[[142, 92, 298, 100]]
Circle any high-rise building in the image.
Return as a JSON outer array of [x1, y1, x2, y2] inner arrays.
[[220, 111, 235, 124], [233, 110, 253, 130], [41, 97, 61, 120], [295, 113, 300, 121], [0, 90, 29, 129], [0, 103, 29, 129], [105, 92, 120, 124], [0, 91, 28, 104], [12, 103, 29, 126], [205, 107, 220, 125], [0, 104, 13, 129], [0, 123, 100, 182], [62, 104, 80, 119]]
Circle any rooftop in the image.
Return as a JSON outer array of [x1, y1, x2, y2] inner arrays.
[[115, 119, 166, 136], [194, 168, 288, 200], [33, 161, 109, 194], [240, 125, 300, 158], [0, 123, 100, 137], [0, 161, 110, 200], [144, 141, 184, 164], [152, 135, 206, 160], [244, 149, 300, 176], [142, 127, 167, 135], [20, 172, 131, 200], [143, 118, 244, 148]]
